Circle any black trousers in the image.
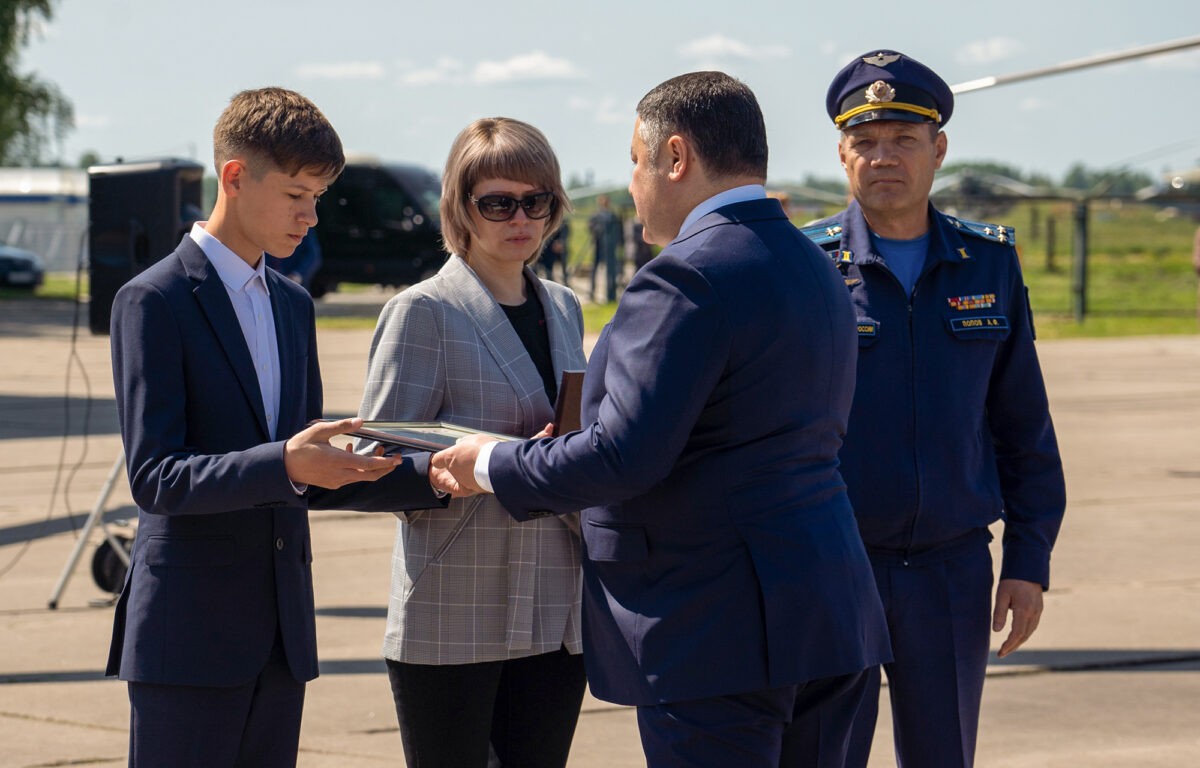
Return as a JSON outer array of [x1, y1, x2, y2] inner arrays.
[[386, 646, 587, 768]]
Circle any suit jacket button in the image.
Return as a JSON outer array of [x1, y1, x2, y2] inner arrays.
[[275, 538, 284, 551]]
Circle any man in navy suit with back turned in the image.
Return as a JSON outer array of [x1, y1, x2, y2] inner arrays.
[[433, 71, 891, 768], [107, 87, 447, 768]]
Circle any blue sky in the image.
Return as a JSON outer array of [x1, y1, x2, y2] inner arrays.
[[21, 0, 1200, 188]]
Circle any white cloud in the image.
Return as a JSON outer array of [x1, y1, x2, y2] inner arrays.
[[677, 34, 790, 61], [470, 51, 582, 85], [75, 113, 112, 128], [956, 37, 1023, 66], [828, 48, 874, 72], [569, 95, 630, 125], [400, 57, 465, 86], [295, 61, 385, 80]]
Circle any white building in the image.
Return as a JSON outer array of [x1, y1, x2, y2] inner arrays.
[[0, 167, 89, 272]]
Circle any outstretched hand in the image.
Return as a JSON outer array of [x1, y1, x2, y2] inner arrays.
[[341, 436, 478, 499], [285, 418, 402, 489], [428, 463, 480, 498], [431, 434, 501, 495]]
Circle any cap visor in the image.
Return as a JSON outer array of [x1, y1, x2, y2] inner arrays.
[[843, 109, 935, 128]]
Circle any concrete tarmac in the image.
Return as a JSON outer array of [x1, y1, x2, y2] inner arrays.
[[0, 291, 1198, 767]]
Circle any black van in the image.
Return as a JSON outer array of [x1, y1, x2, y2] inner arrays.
[[309, 159, 445, 297]]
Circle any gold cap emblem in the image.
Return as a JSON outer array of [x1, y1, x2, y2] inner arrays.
[[864, 80, 896, 104]]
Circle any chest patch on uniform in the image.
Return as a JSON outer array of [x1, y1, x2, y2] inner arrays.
[[949, 315, 1009, 333], [857, 319, 879, 337], [947, 293, 996, 311]]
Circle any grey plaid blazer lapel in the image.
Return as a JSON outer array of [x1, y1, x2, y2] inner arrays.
[[440, 256, 549, 434]]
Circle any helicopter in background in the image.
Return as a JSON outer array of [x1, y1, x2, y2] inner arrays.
[[946, 34, 1200, 219]]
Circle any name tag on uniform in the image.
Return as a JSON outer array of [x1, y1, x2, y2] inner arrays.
[[857, 319, 879, 337], [948, 315, 1009, 333]]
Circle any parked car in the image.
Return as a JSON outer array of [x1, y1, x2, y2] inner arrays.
[[308, 159, 445, 298], [0, 244, 45, 290]]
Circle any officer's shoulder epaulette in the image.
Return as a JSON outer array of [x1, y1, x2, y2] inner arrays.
[[799, 222, 845, 248], [945, 215, 1017, 247]]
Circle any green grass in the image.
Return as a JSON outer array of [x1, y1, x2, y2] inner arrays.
[[325, 282, 379, 294], [315, 315, 379, 330], [0, 270, 87, 301], [1012, 201, 1197, 338], [575, 202, 1200, 338], [581, 301, 618, 334], [7, 203, 1196, 340]]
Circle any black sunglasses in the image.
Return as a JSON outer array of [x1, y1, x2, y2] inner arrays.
[[468, 191, 556, 222]]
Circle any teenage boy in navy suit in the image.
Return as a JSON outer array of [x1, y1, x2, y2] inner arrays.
[[107, 87, 446, 767]]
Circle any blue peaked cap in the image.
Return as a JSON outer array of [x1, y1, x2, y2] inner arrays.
[[826, 50, 954, 129]]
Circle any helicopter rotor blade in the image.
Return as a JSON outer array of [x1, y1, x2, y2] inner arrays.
[[951, 34, 1200, 94]]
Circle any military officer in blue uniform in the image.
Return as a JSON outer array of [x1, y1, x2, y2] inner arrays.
[[797, 51, 1067, 767]]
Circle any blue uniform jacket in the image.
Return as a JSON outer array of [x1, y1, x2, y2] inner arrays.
[[487, 198, 890, 707], [803, 201, 1065, 587]]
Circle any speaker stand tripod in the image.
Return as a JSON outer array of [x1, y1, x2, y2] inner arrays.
[[47, 451, 131, 609]]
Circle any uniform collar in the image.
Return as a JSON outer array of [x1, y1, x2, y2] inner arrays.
[[839, 200, 973, 266]]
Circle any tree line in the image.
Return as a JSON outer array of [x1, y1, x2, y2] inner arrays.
[[0, 0, 70, 166], [799, 161, 1162, 198]]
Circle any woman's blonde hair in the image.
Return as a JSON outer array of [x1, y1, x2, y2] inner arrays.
[[439, 117, 570, 263]]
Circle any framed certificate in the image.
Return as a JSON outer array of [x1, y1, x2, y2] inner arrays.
[[553, 370, 585, 434], [313, 420, 518, 451]]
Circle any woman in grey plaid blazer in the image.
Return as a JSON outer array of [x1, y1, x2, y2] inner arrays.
[[358, 118, 588, 768]]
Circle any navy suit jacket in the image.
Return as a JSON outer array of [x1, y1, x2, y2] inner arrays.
[[107, 236, 442, 687], [488, 198, 891, 706]]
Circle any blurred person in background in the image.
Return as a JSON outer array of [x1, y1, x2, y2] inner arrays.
[[266, 227, 322, 293], [539, 217, 570, 283], [587, 193, 622, 301]]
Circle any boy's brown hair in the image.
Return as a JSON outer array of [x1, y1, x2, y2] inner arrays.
[[212, 87, 344, 179]]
